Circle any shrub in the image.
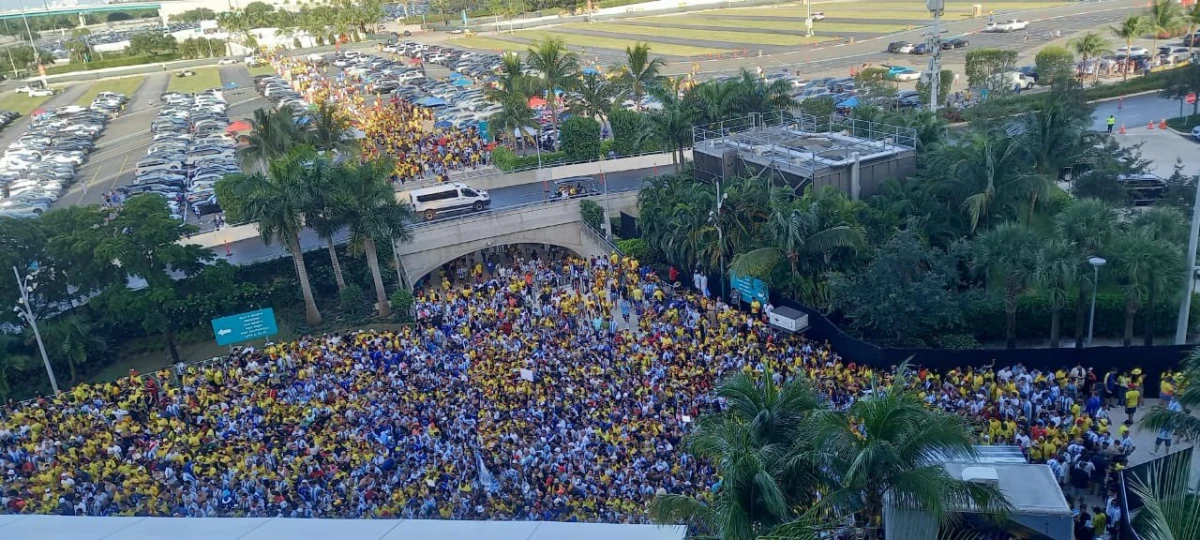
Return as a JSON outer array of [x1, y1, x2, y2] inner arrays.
[[491, 146, 568, 171], [390, 288, 414, 322], [339, 283, 366, 316], [617, 238, 648, 259], [608, 108, 643, 156], [935, 334, 982, 350], [960, 292, 1200, 342], [1034, 45, 1074, 86], [580, 199, 604, 231], [560, 116, 601, 162]]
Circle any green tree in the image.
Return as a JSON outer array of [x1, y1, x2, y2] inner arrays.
[[1111, 15, 1149, 82], [569, 72, 618, 121], [1032, 238, 1079, 348], [239, 107, 310, 171], [310, 101, 357, 155], [525, 38, 580, 130], [560, 116, 601, 161], [1128, 442, 1200, 540], [811, 365, 1011, 533], [830, 227, 965, 345], [915, 68, 953, 105], [1056, 198, 1118, 348], [853, 66, 897, 101], [647, 79, 693, 166], [612, 41, 665, 111], [964, 48, 1018, 91], [1146, 0, 1184, 59], [1160, 64, 1200, 119], [973, 222, 1039, 349], [928, 132, 1047, 232], [1132, 207, 1186, 345], [730, 187, 865, 284], [649, 371, 828, 539], [216, 148, 324, 326], [1069, 32, 1112, 76], [1141, 348, 1200, 441], [40, 315, 106, 384], [95, 196, 212, 363], [331, 158, 414, 318], [299, 158, 349, 293], [1185, 2, 1200, 57], [1033, 45, 1075, 85], [608, 108, 649, 155], [1108, 226, 1181, 346]]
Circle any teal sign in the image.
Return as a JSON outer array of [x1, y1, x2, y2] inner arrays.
[[211, 308, 278, 345], [478, 120, 490, 142], [730, 272, 768, 304]]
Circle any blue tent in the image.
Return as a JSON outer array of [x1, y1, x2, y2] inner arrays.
[[415, 96, 448, 107], [434, 120, 453, 129], [448, 71, 465, 79], [451, 78, 472, 87], [836, 96, 858, 108], [582, 67, 599, 75]]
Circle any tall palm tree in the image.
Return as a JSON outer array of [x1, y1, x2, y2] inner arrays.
[[1141, 347, 1200, 441], [1032, 238, 1079, 348], [1055, 198, 1118, 348], [1184, 2, 1200, 57], [1134, 207, 1187, 345], [570, 72, 619, 121], [974, 222, 1039, 349], [730, 188, 865, 281], [1112, 15, 1149, 81], [1069, 31, 1113, 76], [299, 157, 348, 293], [686, 79, 738, 125], [613, 42, 666, 111], [41, 315, 105, 383], [310, 101, 357, 156], [1109, 226, 1178, 346], [810, 364, 1011, 534], [1127, 441, 1200, 540], [729, 69, 795, 117], [929, 133, 1047, 232], [525, 38, 580, 131], [216, 147, 323, 326], [1146, 0, 1184, 60], [239, 107, 310, 172], [331, 158, 414, 318], [646, 81, 693, 166], [490, 95, 538, 148], [650, 371, 830, 539]]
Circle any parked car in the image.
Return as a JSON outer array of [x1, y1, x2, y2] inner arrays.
[[176, 70, 196, 77], [811, 11, 826, 20], [885, 66, 921, 81], [217, 58, 239, 65], [942, 37, 970, 49], [886, 41, 913, 53], [28, 88, 55, 97], [1193, 125, 1200, 141]]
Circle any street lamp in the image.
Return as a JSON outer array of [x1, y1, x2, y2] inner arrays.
[[12, 266, 60, 395], [1087, 256, 1106, 347]]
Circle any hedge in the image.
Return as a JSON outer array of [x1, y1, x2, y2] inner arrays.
[[961, 291, 1200, 342], [491, 146, 568, 171], [46, 53, 183, 75]]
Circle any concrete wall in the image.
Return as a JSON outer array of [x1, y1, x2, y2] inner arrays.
[[403, 151, 688, 193], [395, 190, 638, 283]]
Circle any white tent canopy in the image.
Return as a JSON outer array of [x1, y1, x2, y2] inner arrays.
[[0, 515, 687, 540]]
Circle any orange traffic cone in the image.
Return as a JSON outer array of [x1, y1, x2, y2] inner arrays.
[[1159, 118, 1168, 129], [224, 240, 232, 257], [1119, 124, 1126, 135], [1148, 120, 1155, 130]]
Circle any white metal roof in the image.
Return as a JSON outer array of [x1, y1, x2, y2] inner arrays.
[[0, 515, 688, 540]]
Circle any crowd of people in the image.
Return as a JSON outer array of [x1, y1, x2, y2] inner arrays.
[[0, 249, 1185, 526], [269, 55, 491, 183]]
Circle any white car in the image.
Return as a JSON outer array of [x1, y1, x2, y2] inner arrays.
[[811, 11, 826, 20], [986, 19, 1028, 32], [1192, 125, 1200, 141], [14, 85, 34, 94], [1117, 46, 1150, 58], [892, 69, 922, 82], [217, 58, 239, 65], [896, 42, 916, 54], [28, 88, 54, 97]]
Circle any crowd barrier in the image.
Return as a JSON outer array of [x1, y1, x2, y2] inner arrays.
[[779, 300, 1189, 398]]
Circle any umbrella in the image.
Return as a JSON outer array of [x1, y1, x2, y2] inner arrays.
[[448, 71, 465, 79], [582, 67, 599, 75], [836, 96, 858, 108], [416, 96, 448, 107], [226, 120, 252, 133], [528, 96, 546, 108], [451, 78, 472, 87], [434, 120, 453, 129]]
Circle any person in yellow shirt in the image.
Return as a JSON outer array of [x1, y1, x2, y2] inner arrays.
[[1125, 386, 1141, 423]]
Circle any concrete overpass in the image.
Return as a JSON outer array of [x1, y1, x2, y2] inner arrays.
[[184, 189, 641, 285]]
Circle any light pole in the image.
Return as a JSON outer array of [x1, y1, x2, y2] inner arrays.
[[1175, 175, 1200, 344], [1087, 256, 1106, 347], [12, 266, 60, 395], [926, 0, 944, 113]]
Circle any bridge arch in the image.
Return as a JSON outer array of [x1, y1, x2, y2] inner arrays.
[[404, 232, 587, 285]]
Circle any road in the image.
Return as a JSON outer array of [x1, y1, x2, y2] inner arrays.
[[213, 165, 672, 265]]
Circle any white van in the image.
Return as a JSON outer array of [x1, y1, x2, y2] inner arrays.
[[403, 182, 490, 221]]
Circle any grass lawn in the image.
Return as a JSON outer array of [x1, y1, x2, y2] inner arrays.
[[0, 89, 55, 115], [720, 1, 1064, 18], [646, 16, 912, 34], [513, 29, 732, 56], [74, 75, 145, 106], [246, 63, 276, 77], [449, 35, 532, 52], [1166, 115, 1200, 132], [166, 67, 222, 93], [562, 22, 833, 46]]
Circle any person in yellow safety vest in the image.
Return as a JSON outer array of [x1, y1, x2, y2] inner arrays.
[[1107, 115, 1115, 133]]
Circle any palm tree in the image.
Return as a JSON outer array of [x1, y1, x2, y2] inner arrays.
[[310, 101, 357, 156], [1032, 239, 1079, 348], [729, 69, 795, 117], [810, 364, 1011, 534], [1127, 442, 1200, 540], [331, 158, 414, 318], [1069, 31, 1112, 77], [1141, 348, 1200, 441], [525, 38, 580, 131], [41, 315, 105, 383], [1109, 227, 1177, 346], [1146, 0, 1184, 60], [613, 42, 665, 111], [1111, 15, 1149, 81], [974, 222, 1039, 349], [686, 79, 738, 125], [1134, 207, 1187, 345], [0, 340, 30, 402], [649, 371, 829, 539], [929, 133, 1047, 232], [239, 107, 310, 172], [646, 81, 693, 166], [1056, 198, 1118, 348], [490, 95, 538, 148], [299, 158, 348, 293], [216, 147, 323, 326], [1184, 3, 1200, 57], [730, 188, 866, 281], [570, 72, 618, 121]]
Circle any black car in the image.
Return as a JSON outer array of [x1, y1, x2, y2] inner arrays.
[[911, 43, 932, 55], [886, 41, 912, 53], [941, 37, 969, 49]]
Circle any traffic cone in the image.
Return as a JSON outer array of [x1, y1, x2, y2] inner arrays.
[[1119, 124, 1126, 135], [224, 240, 232, 257], [1160, 118, 1168, 129], [1148, 120, 1155, 130], [1118, 97, 1123, 109]]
